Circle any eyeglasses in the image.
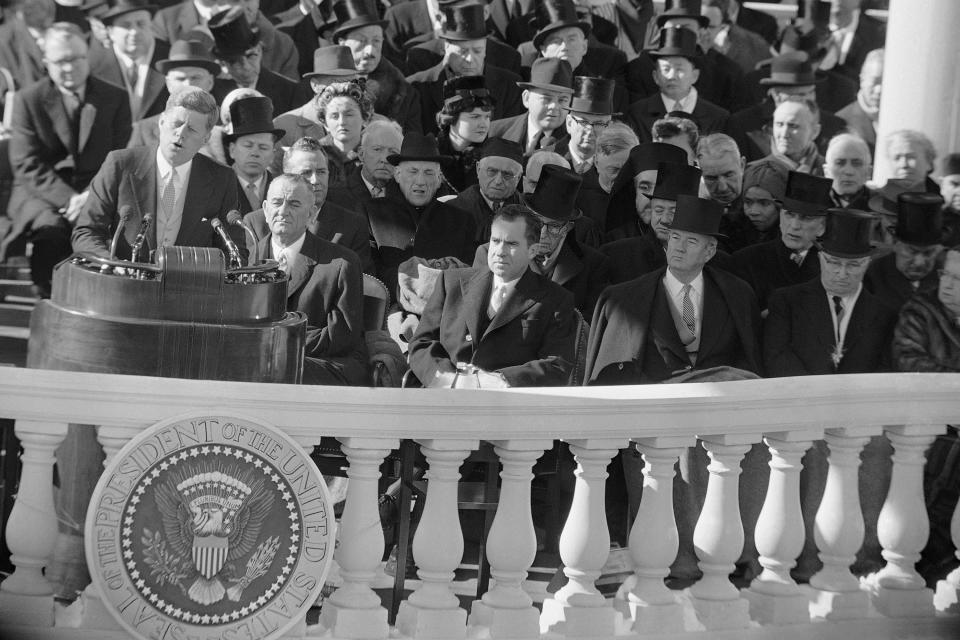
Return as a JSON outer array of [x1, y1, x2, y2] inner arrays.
[[531, 212, 573, 235], [483, 167, 519, 182], [569, 114, 610, 130]]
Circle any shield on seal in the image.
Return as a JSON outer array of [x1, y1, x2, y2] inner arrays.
[[193, 535, 229, 579]]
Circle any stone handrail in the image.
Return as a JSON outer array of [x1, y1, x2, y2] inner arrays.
[[0, 367, 959, 639]]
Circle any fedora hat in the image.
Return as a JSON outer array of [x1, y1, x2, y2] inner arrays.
[[648, 26, 702, 63], [155, 39, 222, 75], [302, 45, 358, 79], [652, 162, 702, 201], [817, 209, 875, 258], [439, 3, 487, 41], [387, 133, 452, 165], [479, 137, 524, 166], [100, 0, 156, 25], [531, 0, 592, 51], [656, 0, 709, 29], [331, 0, 388, 42], [759, 52, 824, 86], [889, 193, 945, 246], [569, 76, 617, 116], [209, 7, 259, 58], [521, 164, 583, 222], [778, 171, 833, 216], [225, 96, 286, 142], [517, 58, 574, 94], [669, 195, 725, 237], [868, 178, 915, 217]]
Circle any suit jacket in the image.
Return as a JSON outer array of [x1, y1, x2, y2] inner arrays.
[[244, 200, 373, 275], [236, 171, 275, 216], [448, 184, 520, 244], [325, 170, 401, 214], [88, 38, 170, 121], [273, 5, 334, 78], [488, 0, 537, 46], [763, 279, 897, 376], [408, 266, 578, 386], [474, 235, 610, 318], [836, 99, 877, 152], [407, 62, 524, 135], [625, 49, 748, 113], [214, 67, 306, 116], [719, 24, 770, 75], [863, 251, 939, 313], [516, 45, 629, 111], [730, 239, 821, 312], [726, 99, 850, 163], [601, 232, 732, 284], [405, 35, 522, 77], [8, 76, 132, 230], [736, 4, 779, 45], [836, 13, 886, 80], [585, 265, 762, 383], [260, 230, 366, 385], [623, 93, 728, 144], [0, 18, 47, 90], [71, 146, 244, 262], [487, 114, 568, 153]]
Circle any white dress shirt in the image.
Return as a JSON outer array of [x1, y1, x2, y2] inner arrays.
[[272, 232, 307, 272], [661, 87, 699, 114], [827, 284, 863, 347], [155, 148, 193, 248], [487, 274, 519, 319]]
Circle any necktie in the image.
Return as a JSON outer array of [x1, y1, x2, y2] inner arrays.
[[526, 131, 543, 155], [126, 62, 139, 89], [790, 251, 804, 266], [489, 284, 507, 318], [277, 249, 289, 273], [371, 185, 384, 198], [245, 182, 261, 211], [491, 200, 502, 212], [832, 295, 844, 342], [158, 170, 178, 246], [672, 100, 683, 113], [681, 283, 696, 344], [63, 91, 80, 123]]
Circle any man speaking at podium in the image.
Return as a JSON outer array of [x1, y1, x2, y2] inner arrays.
[[72, 86, 245, 262]]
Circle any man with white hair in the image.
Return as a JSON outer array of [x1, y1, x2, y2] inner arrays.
[[327, 119, 404, 211], [824, 133, 873, 210]]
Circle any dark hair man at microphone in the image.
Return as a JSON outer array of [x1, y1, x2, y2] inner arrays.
[[72, 86, 245, 263]]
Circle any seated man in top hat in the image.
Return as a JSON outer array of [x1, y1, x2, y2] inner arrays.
[[406, 2, 523, 135], [864, 192, 945, 312], [731, 171, 833, 313], [226, 95, 285, 215], [522, 149, 602, 249], [586, 193, 762, 385], [474, 165, 610, 318], [624, 26, 728, 144], [408, 204, 579, 388], [824, 132, 874, 210], [555, 76, 617, 175], [488, 58, 574, 157], [449, 137, 525, 245]]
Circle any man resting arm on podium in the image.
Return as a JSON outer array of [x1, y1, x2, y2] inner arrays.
[[408, 205, 578, 388], [72, 86, 245, 262]]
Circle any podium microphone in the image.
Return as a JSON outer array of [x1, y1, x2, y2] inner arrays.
[[211, 216, 242, 268], [110, 206, 134, 260], [130, 212, 153, 263], [227, 210, 258, 265]]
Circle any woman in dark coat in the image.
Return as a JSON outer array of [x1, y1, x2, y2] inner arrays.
[[436, 75, 496, 193]]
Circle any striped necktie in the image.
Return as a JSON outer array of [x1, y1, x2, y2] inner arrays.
[[681, 283, 696, 344]]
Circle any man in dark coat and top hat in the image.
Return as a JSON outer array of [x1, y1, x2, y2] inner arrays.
[[554, 76, 618, 176], [473, 165, 610, 318], [364, 132, 477, 300], [731, 171, 833, 313], [208, 6, 305, 115], [226, 95, 286, 215], [406, 2, 523, 135], [487, 58, 574, 156], [624, 25, 728, 144], [864, 192, 945, 312], [449, 137, 524, 245]]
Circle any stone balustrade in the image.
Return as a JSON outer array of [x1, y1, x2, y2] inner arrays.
[[0, 368, 959, 639]]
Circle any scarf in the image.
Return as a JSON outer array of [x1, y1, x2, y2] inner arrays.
[[769, 143, 821, 175]]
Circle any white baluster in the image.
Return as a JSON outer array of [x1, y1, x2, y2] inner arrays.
[[744, 434, 817, 624], [934, 486, 960, 612], [396, 439, 477, 640], [318, 438, 397, 639], [868, 425, 943, 617], [540, 438, 623, 637], [0, 421, 68, 627], [808, 429, 875, 619], [687, 437, 753, 630], [614, 438, 687, 634], [468, 439, 551, 639]]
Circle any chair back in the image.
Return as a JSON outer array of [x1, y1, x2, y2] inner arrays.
[[569, 308, 588, 386], [362, 273, 389, 331]]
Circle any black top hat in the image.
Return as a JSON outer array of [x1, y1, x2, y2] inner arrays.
[[517, 58, 574, 94], [759, 52, 824, 86], [531, 0, 592, 51], [226, 96, 286, 142], [101, 0, 156, 25], [479, 137, 524, 166], [209, 7, 259, 58], [868, 178, 915, 217], [155, 40, 222, 75], [331, 0, 388, 42], [890, 193, 945, 246], [608, 143, 688, 199], [387, 133, 452, 165], [521, 164, 583, 222], [569, 76, 617, 115], [652, 162, 702, 201], [303, 45, 358, 79], [439, 3, 487, 41], [656, 0, 709, 29], [669, 194, 725, 237], [779, 171, 833, 216], [817, 209, 875, 258], [648, 26, 702, 62]]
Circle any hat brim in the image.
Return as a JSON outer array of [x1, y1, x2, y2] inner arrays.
[[302, 68, 358, 79], [102, 4, 157, 24], [568, 106, 621, 117], [387, 153, 452, 165], [867, 193, 899, 217], [332, 19, 388, 42], [225, 127, 286, 144], [814, 241, 875, 259], [666, 222, 727, 239], [648, 49, 702, 61], [532, 21, 592, 51], [778, 197, 830, 216], [517, 81, 575, 94], [519, 192, 582, 223], [439, 32, 488, 42], [656, 14, 710, 28], [759, 74, 826, 86], [155, 59, 222, 75]]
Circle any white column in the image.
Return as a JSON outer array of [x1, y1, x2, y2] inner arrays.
[[809, 428, 877, 620], [468, 439, 551, 639], [0, 421, 68, 627], [868, 424, 943, 617], [540, 438, 623, 638], [687, 436, 754, 630], [873, 0, 960, 184], [614, 437, 687, 634], [318, 437, 397, 639], [744, 433, 819, 625], [396, 439, 477, 640], [934, 489, 960, 612]]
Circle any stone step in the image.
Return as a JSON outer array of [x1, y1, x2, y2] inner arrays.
[[0, 278, 37, 302], [0, 303, 33, 328]]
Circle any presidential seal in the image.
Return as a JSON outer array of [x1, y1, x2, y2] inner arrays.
[[86, 415, 334, 640]]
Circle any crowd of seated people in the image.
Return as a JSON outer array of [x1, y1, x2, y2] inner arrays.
[[1, 0, 957, 585]]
